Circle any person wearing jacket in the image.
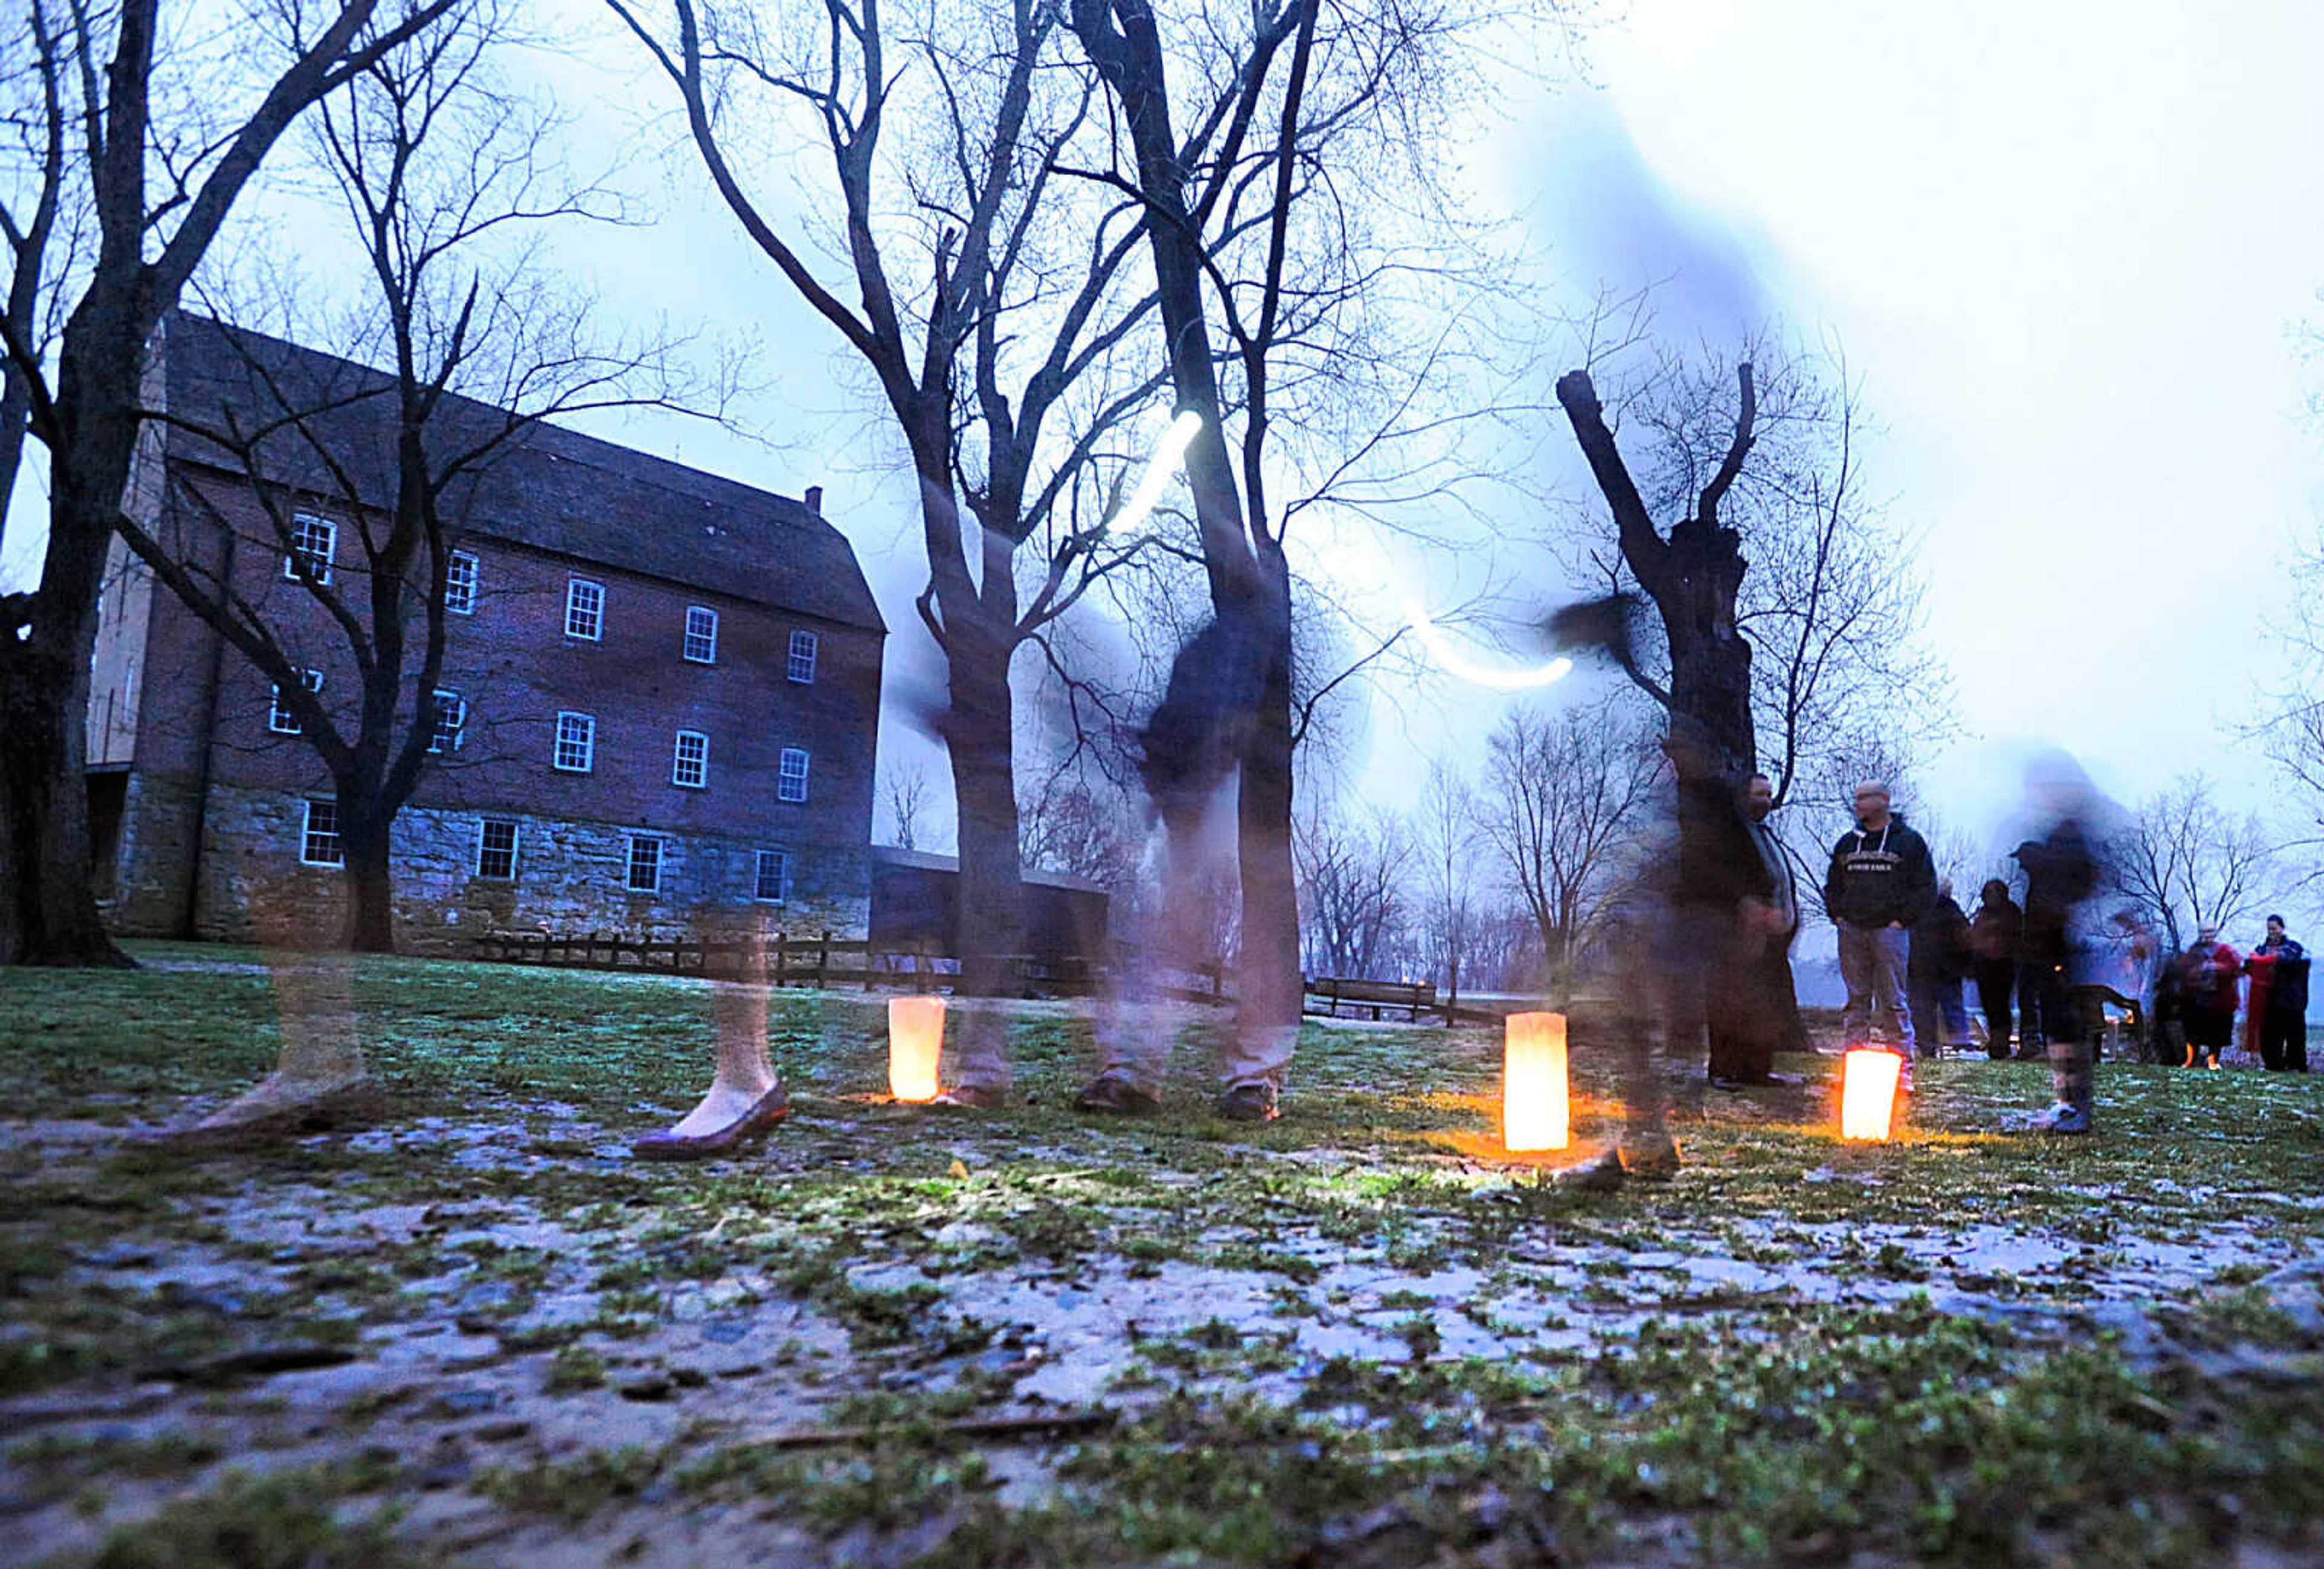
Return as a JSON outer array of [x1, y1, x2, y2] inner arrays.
[[1709, 772, 1803, 1087], [1908, 879, 1975, 1058], [2248, 916, 2309, 1072], [1968, 880, 2023, 1059], [1823, 781, 1938, 1066], [2178, 926, 2241, 1070], [2006, 761, 2104, 1133]]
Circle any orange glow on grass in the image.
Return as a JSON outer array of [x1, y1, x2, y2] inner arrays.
[[887, 996, 945, 1102], [1503, 1011, 1570, 1152]]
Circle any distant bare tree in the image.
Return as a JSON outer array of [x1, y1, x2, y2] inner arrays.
[[1413, 759, 1482, 1001], [2106, 772, 2279, 955], [882, 760, 934, 853], [0, 0, 456, 967], [1019, 754, 1140, 887], [113, 2, 680, 952], [1295, 801, 1411, 981], [1479, 696, 1661, 1006]]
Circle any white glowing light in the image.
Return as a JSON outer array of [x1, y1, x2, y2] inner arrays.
[[1103, 410, 1204, 541], [1403, 601, 1574, 691], [1105, 409, 1574, 695]]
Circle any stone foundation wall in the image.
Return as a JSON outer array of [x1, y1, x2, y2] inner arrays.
[[108, 780, 869, 953]]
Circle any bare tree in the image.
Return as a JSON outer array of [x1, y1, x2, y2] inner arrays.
[[1066, 0, 1497, 1038], [882, 758, 933, 853], [2106, 772, 2279, 955], [1554, 338, 1948, 811], [1295, 800, 1410, 980], [1478, 696, 1661, 1005], [112, 2, 676, 952], [1413, 758, 1481, 1002], [0, 0, 455, 967], [607, 0, 1165, 1006]]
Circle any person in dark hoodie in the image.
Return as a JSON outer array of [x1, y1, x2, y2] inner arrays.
[[1823, 781, 1938, 1076], [1968, 879, 2023, 1059], [2248, 915, 2309, 1072]]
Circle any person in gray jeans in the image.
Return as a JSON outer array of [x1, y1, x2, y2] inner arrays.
[[1822, 782, 1937, 1068]]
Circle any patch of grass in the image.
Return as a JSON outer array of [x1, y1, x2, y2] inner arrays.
[[65, 1464, 412, 1569]]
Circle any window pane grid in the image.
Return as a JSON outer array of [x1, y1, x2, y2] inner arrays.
[[777, 747, 810, 803], [753, 849, 787, 903], [445, 550, 479, 614], [429, 689, 465, 754], [301, 798, 343, 866], [787, 630, 818, 683], [626, 836, 662, 893], [565, 579, 603, 640], [554, 711, 595, 772], [683, 606, 718, 664], [672, 729, 708, 788], [478, 818, 519, 880], [284, 515, 335, 585], [269, 668, 323, 735]]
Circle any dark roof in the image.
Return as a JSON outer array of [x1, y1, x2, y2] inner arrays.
[[870, 843, 1109, 895], [155, 311, 883, 632]]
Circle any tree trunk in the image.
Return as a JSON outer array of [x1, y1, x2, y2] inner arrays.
[[0, 310, 142, 969], [945, 630, 1026, 1000], [338, 799, 397, 955], [1232, 562, 1301, 1031]]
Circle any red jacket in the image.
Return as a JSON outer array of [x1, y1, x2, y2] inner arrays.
[[2181, 942, 2243, 1015]]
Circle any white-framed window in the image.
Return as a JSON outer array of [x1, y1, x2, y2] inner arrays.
[[284, 514, 335, 585], [428, 689, 466, 754], [671, 729, 709, 789], [269, 668, 323, 735], [565, 577, 604, 641], [477, 817, 519, 880], [625, 835, 663, 893], [300, 797, 343, 866], [553, 711, 596, 773], [445, 550, 479, 615], [787, 630, 819, 684], [683, 605, 718, 665], [753, 848, 788, 903], [776, 746, 810, 804]]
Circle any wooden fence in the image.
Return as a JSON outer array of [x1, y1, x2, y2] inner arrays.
[[473, 928, 1229, 1004]]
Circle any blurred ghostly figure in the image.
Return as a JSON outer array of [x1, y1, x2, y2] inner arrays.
[[143, 881, 382, 1150], [2007, 752, 2108, 1133], [1557, 719, 1771, 1188], [1075, 611, 1296, 1122], [632, 916, 789, 1160]]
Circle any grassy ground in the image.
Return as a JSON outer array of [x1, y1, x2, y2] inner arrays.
[[1, 942, 2321, 1567]]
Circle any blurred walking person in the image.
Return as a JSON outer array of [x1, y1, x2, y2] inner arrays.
[[2006, 756, 2105, 1133], [1823, 782, 1937, 1076], [2247, 916, 2309, 1072], [1709, 772, 1802, 1087], [1969, 879, 2023, 1059]]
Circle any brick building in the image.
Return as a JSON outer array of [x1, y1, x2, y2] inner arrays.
[[87, 313, 885, 949]]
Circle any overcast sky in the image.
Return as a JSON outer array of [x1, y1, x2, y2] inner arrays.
[[7, 0, 2324, 880]]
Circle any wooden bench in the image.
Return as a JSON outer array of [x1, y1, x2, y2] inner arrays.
[[1307, 975, 1439, 1022]]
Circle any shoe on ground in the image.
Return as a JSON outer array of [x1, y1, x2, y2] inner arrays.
[[930, 1085, 1006, 1110], [2013, 1101, 2091, 1136], [1216, 1081, 1279, 1123], [140, 1073, 386, 1152], [1073, 1074, 1161, 1116], [632, 1084, 790, 1161], [1549, 1146, 1628, 1192]]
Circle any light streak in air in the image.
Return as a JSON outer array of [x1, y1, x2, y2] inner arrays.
[[1111, 410, 1573, 692]]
